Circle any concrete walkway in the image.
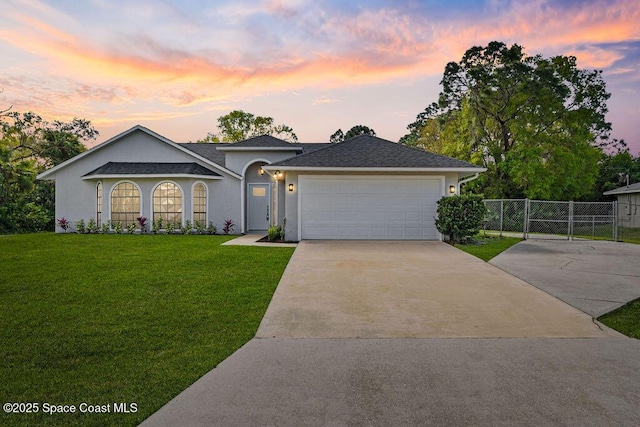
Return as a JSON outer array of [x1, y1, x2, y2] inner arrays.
[[491, 239, 640, 317], [141, 240, 640, 427]]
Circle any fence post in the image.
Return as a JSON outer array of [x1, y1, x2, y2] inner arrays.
[[613, 201, 618, 241], [499, 200, 504, 237], [523, 198, 529, 240], [568, 200, 574, 241]]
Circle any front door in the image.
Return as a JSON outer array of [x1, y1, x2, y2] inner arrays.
[[248, 183, 270, 231]]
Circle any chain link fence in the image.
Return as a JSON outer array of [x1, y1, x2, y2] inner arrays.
[[484, 199, 618, 241]]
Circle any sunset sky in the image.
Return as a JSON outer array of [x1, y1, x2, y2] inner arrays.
[[1, 0, 639, 152]]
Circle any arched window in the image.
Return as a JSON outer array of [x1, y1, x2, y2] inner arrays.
[[96, 182, 103, 226], [192, 183, 207, 225], [111, 182, 140, 228], [153, 182, 183, 226]]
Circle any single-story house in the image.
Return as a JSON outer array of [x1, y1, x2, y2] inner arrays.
[[37, 125, 485, 240], [604, 182, 640, 228]]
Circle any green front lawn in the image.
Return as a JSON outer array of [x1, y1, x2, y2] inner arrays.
[[455, 235, 522, 262], [0, 233, 294, 426], [598, 298, 640, 339]]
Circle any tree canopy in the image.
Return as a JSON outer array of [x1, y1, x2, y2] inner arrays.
[[400, 41, 615, 200], [198, 110, 298, 143], [0, 108, 97, 232], [330, 125, 376, 143]]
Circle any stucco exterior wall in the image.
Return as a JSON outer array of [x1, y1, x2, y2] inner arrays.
[[618, 193, 640, 228], [47, 129, 240, 232]]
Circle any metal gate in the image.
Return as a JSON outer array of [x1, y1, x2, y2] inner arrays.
[[484, 199, 617, 240]]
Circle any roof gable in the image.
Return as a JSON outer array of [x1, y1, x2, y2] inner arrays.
[[37, 125, 241, 180], [266, 135, 482, 170]]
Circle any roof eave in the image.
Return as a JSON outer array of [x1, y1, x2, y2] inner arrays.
[[81, 174, 223, 180], [216, 146, 303, 152], [262, 166, 485, 173], [603, 189, 639, 196]]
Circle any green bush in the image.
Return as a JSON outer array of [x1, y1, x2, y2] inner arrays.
[[435, 194, 487, 244], [267, 225, 282, 241]]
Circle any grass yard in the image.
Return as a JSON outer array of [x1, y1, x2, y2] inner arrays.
[[0, 233, 294, 427], [598, 298, 640, 340], [455, 235, 522, 262], [617, 226, 640, 245]]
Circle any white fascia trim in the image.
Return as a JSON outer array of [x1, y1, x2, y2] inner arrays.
[[82, 174, 223, 180], [216, 146, 303, 152], [263, 166, 486, 173], [604, 190, 640, 196], [36, 125, 242, 180]]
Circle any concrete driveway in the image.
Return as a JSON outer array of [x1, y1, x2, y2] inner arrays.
[[142, 240, 640, 427], [257, 241, 610, 338], [491, 239, 640, 317]]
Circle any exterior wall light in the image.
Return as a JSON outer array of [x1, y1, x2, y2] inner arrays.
[[259, 167, 264, 175], [449, 185, 456, 194], [275, 170, 282, 179], [288, 183, 294, 192]]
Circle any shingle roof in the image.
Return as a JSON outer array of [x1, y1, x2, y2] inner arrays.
[[83, 162, 221, 177], [179, 143, 228, 166], [268, 135, 482, 169], [218, 134, 300, 149], [603, 182, 640, 195]]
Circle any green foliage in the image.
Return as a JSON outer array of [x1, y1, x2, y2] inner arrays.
[[267, 225, 284, 241], [198, 110, 298, 142], [207, 221, 217, 235], [594, 149, 640, 200], [330, 125, 376, 143], [401, 41, 614, 200], [114, 221, 123, 234], [195, 220, 206, 234], [87, 218, 98, 234], [101, 220, 111, 234], [182, 219, 193, 235], [0, 108, 97, 233], [435, 195, 488, 244], [127, 222, 136, 234], [165, 221, 175, 234], [0, 233, 293, 426], [75, 219, 86, 234]]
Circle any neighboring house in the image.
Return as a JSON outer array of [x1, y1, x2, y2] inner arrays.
[[37, 125, 484, 240], [604, 182, 640, 228]]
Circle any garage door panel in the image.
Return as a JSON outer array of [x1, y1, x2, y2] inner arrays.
[[300, 176, 442, 240]]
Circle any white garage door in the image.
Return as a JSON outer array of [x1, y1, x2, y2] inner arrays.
[[299, 175, 443, 240]]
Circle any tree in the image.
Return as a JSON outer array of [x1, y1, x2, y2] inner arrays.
[[330, 125, 376, 143], [594, 147, 640, 200], [401, 41, 613, 200], [0, 109, 97, 232], [198, 110, 298, 143]]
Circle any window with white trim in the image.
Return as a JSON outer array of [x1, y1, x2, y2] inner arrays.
[[111, 182, 140, 228], [153, 182, 182, 225], [96, 182, 102, 226], [192, 183, 207, 225]]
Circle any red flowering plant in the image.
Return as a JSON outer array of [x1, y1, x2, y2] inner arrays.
[[223, 219, 234, 235], [57, 217, 71, 233], [136, 216, 148, 233]]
